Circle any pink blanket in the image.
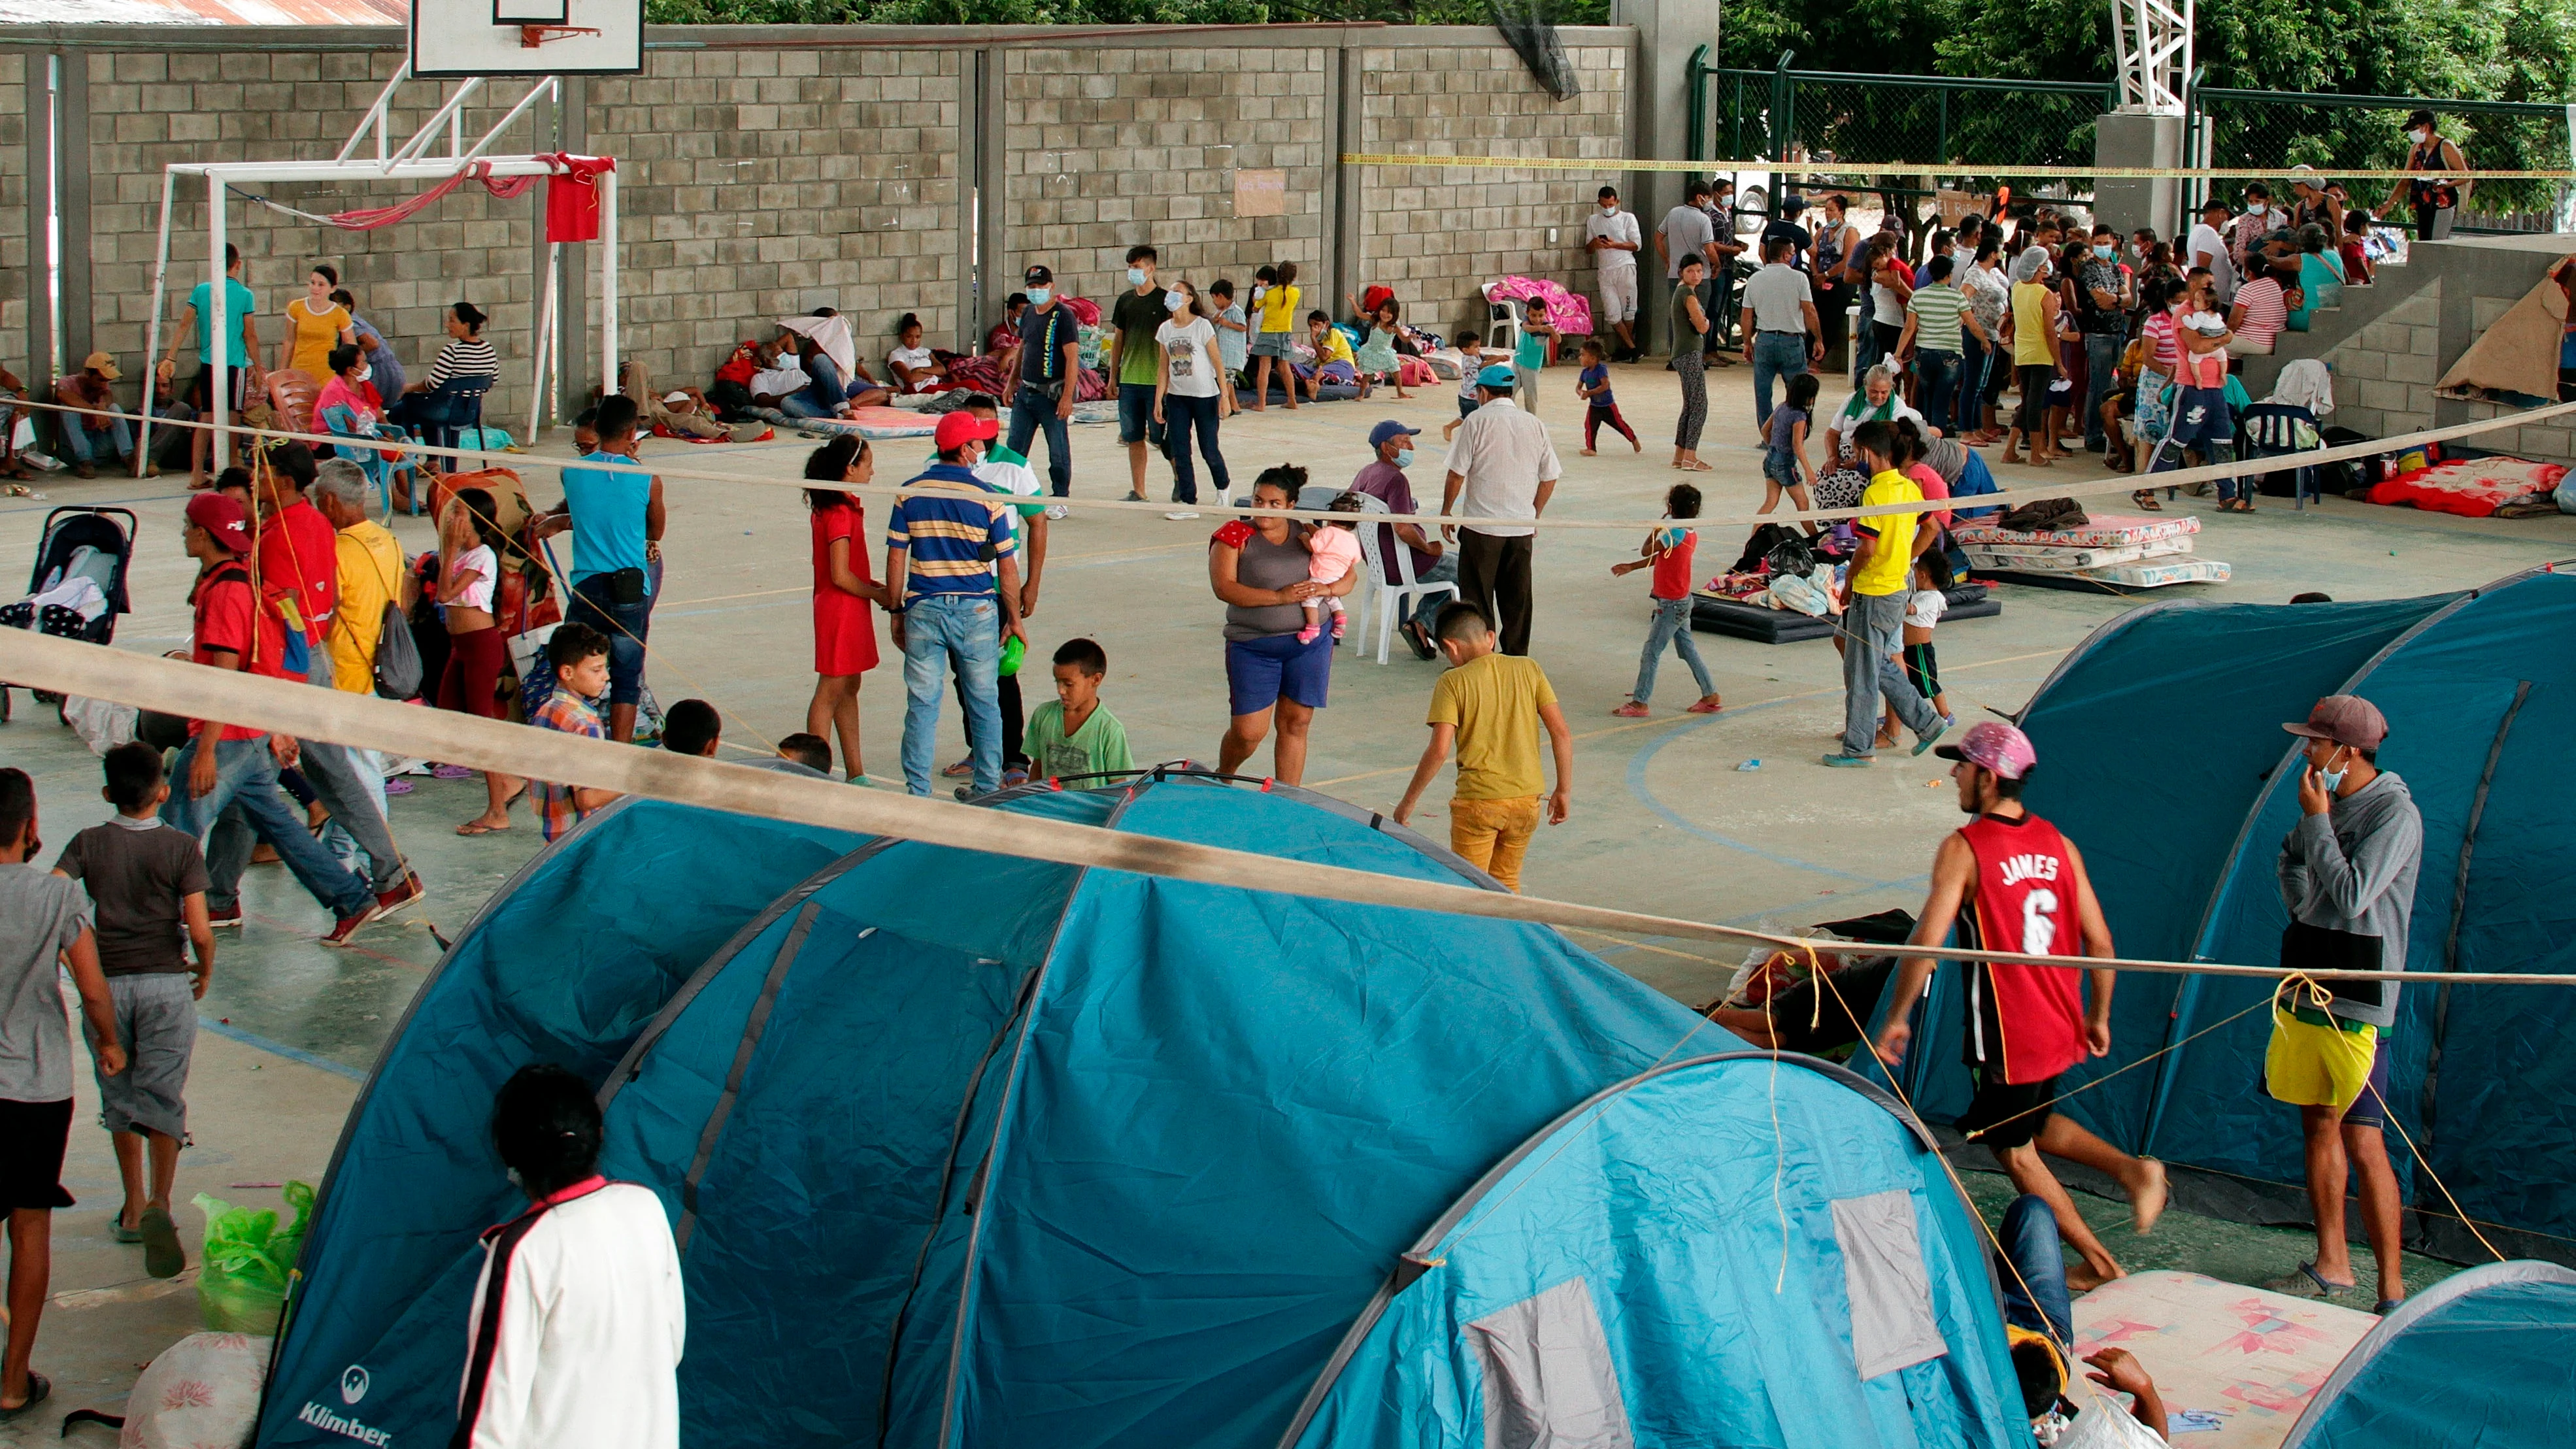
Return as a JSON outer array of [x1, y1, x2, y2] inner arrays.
[[1484, 276, 1595, 339]]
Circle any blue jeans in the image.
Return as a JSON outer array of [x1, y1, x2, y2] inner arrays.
[[1632, 596, 1714, 703], [1117, 382, 1163, 450], [2083, 331, 2123, 449], [1840, 589, 1937, 756], [1915, 348, 1962, 436], [804, 352, 877, 407], [59, 409, 132, 466], [1998, 1193, 2073, 1345], [1751, 333, 1807, 428], [900, 593, 1003, 797], [779, 391, 835, 420], [568, 572, 652, 707], [161, 734, 375, 918], [1008, 384, 1075, 497], [293, 658, 405, 891], [1160, 391, 1228, 504], [1409, 552, 1461, 631]]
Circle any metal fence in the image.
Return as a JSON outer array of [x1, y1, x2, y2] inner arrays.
[[1686, 52, 2576, 236]]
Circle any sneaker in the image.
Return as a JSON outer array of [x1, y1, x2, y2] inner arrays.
[[375, 872, 426, 916], [1296, 625, 1322, 645], [1044, 503, 1069, 520], [1820, 752, 1876, 768], [1330, 615, 1347, 639], [207, 905, 243, 931], [320, 902, 380, 948]]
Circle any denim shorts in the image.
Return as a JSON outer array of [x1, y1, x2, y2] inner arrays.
[[1250, 331, 1294, 360], [1117, 382, 1157, 444], [1763, 451, 1801, 489], [1224, 631, 1332, 716]]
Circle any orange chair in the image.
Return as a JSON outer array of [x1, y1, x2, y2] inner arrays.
[[265, 369, 323, 438]]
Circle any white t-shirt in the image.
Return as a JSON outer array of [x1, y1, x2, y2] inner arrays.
[[1906, 587, 1948, 629], [750, 363, 808, 399], [2185, 222, 2238, 300], [1156, 317, 1221, 399], [448, 544, 496, 613], [889, 344, 939, 392], [460, 1184, 685, 1449], [1586, 208, 1641, 273], [1457, 354, 1486, 400]]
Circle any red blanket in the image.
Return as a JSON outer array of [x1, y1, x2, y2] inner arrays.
[[2367, 456, 2568, 518]]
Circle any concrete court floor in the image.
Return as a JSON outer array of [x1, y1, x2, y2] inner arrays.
[[2, 356, 2570, 1432]]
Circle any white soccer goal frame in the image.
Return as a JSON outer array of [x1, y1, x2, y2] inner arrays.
[[137, 65, 619, 473]]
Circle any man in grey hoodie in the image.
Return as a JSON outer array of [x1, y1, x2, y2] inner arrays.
[[2266, 693, 2421, 1314]]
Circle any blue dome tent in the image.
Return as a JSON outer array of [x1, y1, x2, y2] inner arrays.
[[1282, 1054, 2025, 1449], [2279, 1260, 2576, 1447], [1885, 563, 2576, 1263]]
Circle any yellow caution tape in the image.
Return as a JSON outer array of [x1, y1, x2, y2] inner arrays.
[[1340, 152, 2576, 182]]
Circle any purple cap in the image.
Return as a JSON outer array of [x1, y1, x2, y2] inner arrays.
[[1935, 720, 2037, 780], [2284, 694, 2387, 750]]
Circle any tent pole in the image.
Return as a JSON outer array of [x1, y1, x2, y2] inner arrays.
[[137, 167, 176, 478]]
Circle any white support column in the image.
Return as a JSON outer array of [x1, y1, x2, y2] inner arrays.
[[208, 171, 227, 472], [599, 167, 619, 398], [530, 240, 560, 444], [137, 167, 176, 476]]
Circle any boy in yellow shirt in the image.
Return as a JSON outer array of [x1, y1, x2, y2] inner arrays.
[[1392, 603, 1575, 892]]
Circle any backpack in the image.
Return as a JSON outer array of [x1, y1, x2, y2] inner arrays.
[[369, 544, 422, 700]]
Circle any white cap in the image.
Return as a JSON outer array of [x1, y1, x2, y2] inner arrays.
[[663, 391, 691, 405]]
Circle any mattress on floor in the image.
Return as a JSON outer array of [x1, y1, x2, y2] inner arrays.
[[1986, 558, 2232, 592], [2365, 455, 2569, 518], [1691, 582, 1998, 644], [1963, 535, 2196, 574], [1952, 512, 2201, 549], [2072, 1269, 2375, 1449], [749, 405, 939, 440]]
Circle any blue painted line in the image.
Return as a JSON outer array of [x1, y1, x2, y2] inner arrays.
[[197, 1018, 367, 1081], [1622, 695, 1884, 882]]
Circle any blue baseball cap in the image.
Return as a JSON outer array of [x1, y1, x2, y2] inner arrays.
[[1477, 363, 1518, 390], [1367, 420, 1420, 447]]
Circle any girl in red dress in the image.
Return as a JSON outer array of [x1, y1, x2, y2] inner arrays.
[[806, 436, 888, 782]]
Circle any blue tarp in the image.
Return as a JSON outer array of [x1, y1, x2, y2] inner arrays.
[[2280, 1260, 2576, 1448], [1288, 1055, 2025, 1449], [1893, 568, 2576, 1263]]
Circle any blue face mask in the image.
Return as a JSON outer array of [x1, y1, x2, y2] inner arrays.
[[1128, 268, 1148, 287], [2092, 243, 2113, 259], [1395, 448, 1414, 468], [2317, 746, 2349, 794], [1027, 286, 1052, 306], [1165, 290, 1188, 313]]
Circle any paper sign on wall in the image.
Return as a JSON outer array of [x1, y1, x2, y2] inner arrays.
[[1235, 169, 1287, 218]]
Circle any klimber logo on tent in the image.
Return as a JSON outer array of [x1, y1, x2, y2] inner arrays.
[[296, 1400, 392, 1446], [341, 1365, 371, 1405]]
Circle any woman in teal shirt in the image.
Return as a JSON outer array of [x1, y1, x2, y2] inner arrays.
[[2288, 224, 2345, 332]]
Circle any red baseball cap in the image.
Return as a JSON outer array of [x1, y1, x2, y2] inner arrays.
[[2284, 694, 2387, 750], [935, 412, 1000, 453], [1935, 720, 2037, 780], [184, 492, 252, 553]]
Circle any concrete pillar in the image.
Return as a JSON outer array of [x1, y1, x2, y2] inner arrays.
[[975, 47, 1009, 339], [56, 52, 90, 378], [2094, 110, 2184, 239], [1324, 43, 1362, 330], [24, 50, 54, 388], [559, 75, 592, 410], [1613, 0, 1720, 352]]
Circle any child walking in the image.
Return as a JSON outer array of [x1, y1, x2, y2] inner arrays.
[[1575, 340, 1638, 455], [1881, 553, 1956, 746], [1022, 637, 1137, 780], [1247, 262, 1301, 412], [1350, 299, 1411, 400], [1511, 297, 1555, 415], [527, 624, 624, 842], [1443, 330, 1488, 442], [1610, 484, 1724, 718], [1297, 494, 1367, 644], [52, 743, 211, 1280], [1390, 605, 1575, 894], [1763, 371, 1820, 522]]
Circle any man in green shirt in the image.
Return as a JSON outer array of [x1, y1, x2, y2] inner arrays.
[[1111, 244, 1173, 505], [1022, 637, 1134, 781], [1892, 255, 1988, 437]]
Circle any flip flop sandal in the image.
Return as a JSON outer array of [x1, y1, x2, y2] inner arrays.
[[140, 1207, 183, 1280], [2263, 1260, 2356, 1299], [431, 764, 474, 780], [2132, 492, 2164, 511], [110, 1218, 142, 1244], [2375, 1297, 2405, 1315], [0, 1371, 50, 1420]]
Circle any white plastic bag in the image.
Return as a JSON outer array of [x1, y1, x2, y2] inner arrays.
[[59, 693, 137, 755]]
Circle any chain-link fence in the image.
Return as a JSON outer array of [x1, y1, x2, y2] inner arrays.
[[2189, 89, 2573, 233]]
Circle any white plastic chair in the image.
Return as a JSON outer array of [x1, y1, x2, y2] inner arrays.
[[1344, 493, 1460, 664]]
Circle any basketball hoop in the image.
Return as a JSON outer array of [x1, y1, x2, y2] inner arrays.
[[519, 23, 602, 46]]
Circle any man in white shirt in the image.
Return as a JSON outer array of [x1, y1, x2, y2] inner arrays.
[[456, 1065, 684, 1449], [1585, 185, 1644, 361], [2186, 199, 2238, 308], [1441, 364, 1561, 657], [747, 338, 827, 418]]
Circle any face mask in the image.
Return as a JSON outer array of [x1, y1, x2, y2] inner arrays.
[[2092, 244, 2113, 259], [2246, 203, 2267, 218], [1394, 448, 1414, 468], [1027, 287, 1051, 306], [355, 365, 371, 383], [1601, 203, 1616, 214], [1128, 268, 1148, 287], [2317, 747, 2349, 794], [2408, 128, 2429, 144], [1165, 290, 1188, 313]]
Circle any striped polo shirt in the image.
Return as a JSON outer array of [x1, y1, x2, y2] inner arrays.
[[1905, 282, 1970, 353], [885, 463, 1017, 605]]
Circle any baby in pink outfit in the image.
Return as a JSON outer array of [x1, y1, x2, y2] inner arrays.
[[1299, 501, 1366, 644]]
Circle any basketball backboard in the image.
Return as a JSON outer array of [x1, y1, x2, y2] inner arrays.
[[411, 0, 645, 78]]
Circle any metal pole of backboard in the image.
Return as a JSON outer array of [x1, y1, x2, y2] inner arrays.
[[208, 171, 226, 476], [599, 167, 618, 401]]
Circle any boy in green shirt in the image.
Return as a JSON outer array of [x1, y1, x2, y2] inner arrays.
[[1022, 638, 1135, 782]]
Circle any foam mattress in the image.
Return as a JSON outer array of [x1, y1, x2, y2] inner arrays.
[[1986, 558, 2232, 591], [1952, 512, 2201, 549], [1963, 536, 2197, 574], [1691, 582, 1999, 644]]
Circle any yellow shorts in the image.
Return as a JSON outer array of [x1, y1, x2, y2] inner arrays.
[[2264, 1009, 2379, 1112]]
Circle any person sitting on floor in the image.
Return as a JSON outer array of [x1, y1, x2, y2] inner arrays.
[[888, 314, 950, 395], [53, 352, 136, 479]]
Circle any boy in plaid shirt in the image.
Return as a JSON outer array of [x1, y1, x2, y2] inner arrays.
[[528, 624, 622, 842]]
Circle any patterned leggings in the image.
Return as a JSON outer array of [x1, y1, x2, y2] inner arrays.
[[1673, 359, 1707, 449], [1586, 402, 1637, 450]]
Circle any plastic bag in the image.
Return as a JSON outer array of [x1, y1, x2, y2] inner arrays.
[[193, 1180, 313, 1335], [58, 694, 138, 756]]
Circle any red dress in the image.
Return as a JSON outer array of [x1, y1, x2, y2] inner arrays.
[[811, 502, 880, 676]]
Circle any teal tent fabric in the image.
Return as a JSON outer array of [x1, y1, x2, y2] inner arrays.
[[2280, 1261, 2576, 1448]]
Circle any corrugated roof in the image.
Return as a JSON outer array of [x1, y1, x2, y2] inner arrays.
[[0, 0, 404, 24]]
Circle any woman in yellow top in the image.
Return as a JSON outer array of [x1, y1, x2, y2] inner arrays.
[[278, 263, 355, 380], [1999, 246, 2067, 467], [1246, 260, 1302, 413]]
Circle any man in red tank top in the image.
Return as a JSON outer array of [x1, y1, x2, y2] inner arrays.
[[1875, 721, 2169, 1291]]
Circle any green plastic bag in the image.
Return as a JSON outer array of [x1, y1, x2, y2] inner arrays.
[[193, 1180, 314, 1335]]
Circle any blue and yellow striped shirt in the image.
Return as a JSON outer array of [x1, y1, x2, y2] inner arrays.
[[885, 464, 1017, 605]]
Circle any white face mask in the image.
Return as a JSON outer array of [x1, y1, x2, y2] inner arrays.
[[354, 365, 371, 383], [2246, 203, 2267, 218], [1600, 203, 1616, 214], [1165, 290, 1188, 314], [2408, 128, 2430, 144]]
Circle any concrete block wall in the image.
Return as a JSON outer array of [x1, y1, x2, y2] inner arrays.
[[1357, 42, 1630, 337], [586, 44, 961, 407], [1000, 45, 1326, 307], [0, 54, 24, 354], [2309, 280, 2443, 441]]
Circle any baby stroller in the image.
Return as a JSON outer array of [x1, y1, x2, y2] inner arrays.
[[0, 506, 135, 724]]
